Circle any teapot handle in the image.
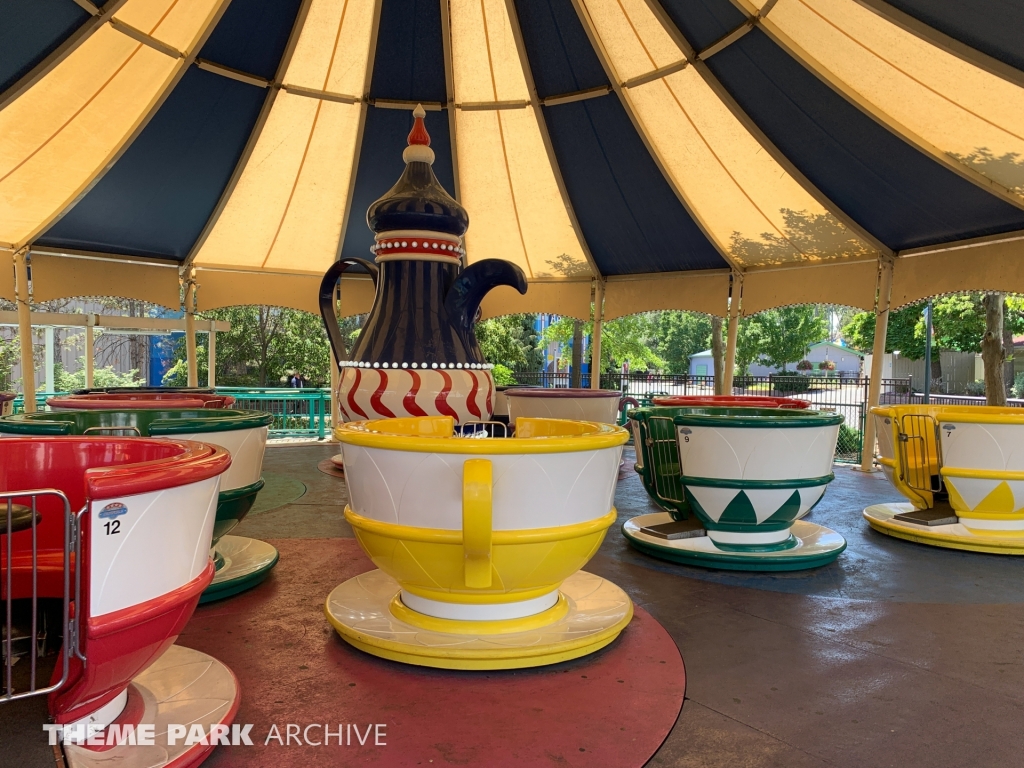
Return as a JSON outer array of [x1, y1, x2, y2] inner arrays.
[[318, 258, 379, 366], [462, 459, 493, 588]]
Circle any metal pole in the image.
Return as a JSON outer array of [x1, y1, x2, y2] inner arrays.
[[923, 300, 932, 404], [207, 320, 216, 388], [723, 273, 741, 394], [184, 275, 198, 388], [590, 280, 605, 390], [44, 326, 54, 393], [859, 255, 895, 472], [14, 251, 36, 412], [84, 315, 95, 388]]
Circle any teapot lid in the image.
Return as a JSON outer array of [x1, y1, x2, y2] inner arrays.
[[366, 105, 469, 238]]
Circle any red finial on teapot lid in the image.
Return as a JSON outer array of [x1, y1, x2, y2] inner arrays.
[[407, 104, 430, 146], [403, 105, 435, 164]]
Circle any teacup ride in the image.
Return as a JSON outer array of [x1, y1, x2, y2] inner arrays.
[[325, 415, 633, 669], [865, 405, 1024, 554], [47, 392, 236, 410], [0, 408, 278, 601], [505, 387, 628, 425], [623, 406, 847, 570], [0, 436, 237, 767], [1, 391, 14, 416], [651, 394, 811, 409]]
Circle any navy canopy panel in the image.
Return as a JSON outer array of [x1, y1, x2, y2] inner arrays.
[[0, 0, 90, 94], [516, 0, 724, 274], [370, 0, 446, 104], [37, 67, 266, 260], [706, 29, 1024, 251], [340, 107, 456, 263], [883, 0, 1024, 74], [658, 0, 747, 53], [512, 0, 608, 97], [197, 0, 303, 81], [545, 96, 727, 275]]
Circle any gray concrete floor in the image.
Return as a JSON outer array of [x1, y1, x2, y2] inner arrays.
[[6, 442, 1023, 767]]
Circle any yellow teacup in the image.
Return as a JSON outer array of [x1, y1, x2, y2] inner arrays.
[[336, 416, 628, 626]]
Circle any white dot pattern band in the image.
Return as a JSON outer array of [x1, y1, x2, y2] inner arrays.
[[338, 361, 494, 369]]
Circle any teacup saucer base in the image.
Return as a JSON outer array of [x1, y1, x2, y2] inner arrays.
[[324, 569, 633, 670], [623, 512, 846, 571], [200, 536, 279, 604], [864, 503, 1024, 555]]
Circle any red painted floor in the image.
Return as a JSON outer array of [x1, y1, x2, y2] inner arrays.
[[179, 538, 685, 767]]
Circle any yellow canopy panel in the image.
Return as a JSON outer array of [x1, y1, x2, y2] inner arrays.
[[192, 0, 378, 276], [761, 0, 1024, 207], [576, 0, 879, 268], [0, 0, 227, 250], [451, 0, 593, 280]]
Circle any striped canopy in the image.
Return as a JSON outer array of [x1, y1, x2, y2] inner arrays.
[[2, 0, 1024, 319]]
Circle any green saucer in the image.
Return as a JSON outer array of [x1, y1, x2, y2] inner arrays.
[[200, 535, 280, 604], [622, 513, 846, 571]]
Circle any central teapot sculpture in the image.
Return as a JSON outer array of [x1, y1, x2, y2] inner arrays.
[[320, 106, 527, 423]]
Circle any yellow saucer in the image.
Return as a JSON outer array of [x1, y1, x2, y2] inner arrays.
[[325, 569, 633, 670], [864, 503, 1024, 555]]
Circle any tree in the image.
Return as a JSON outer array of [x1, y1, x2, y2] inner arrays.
[[163, 306, 333, 387], [841, 303, 927, 359], [982, 293, 1006, 405], [542, 313, 665, 374], [475, 314, 540, 370], [655, 312, 712, 375], [735, 306, 828, 373]]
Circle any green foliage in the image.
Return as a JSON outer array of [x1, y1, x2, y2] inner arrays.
[[542, 313, 665, 373], [734, 306, 828, 373], [475, 315, 540, 369], [163, 306, 333, 387], [0, 335, 18, 391], [841, 303, 927, 359], [491, 364, 516, 386], [965, 380, 987, 396], [836, 423, 862, 461], [1012, 372, 1024, 399], [654, 312, 712, 374], [770, 375, 812, 393], [56, 358, 140, 391], [842, 294, 1024, 360]]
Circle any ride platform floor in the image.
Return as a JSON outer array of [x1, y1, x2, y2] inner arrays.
[[6, 443, 1024, 767]]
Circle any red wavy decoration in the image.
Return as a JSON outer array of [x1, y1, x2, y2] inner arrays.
[[466, 370, 482, 418], [484, 371, 493, 417], [347, 369, 368, 419], [370, 370, 397, 418], [403, 371, 428, 417], [434, 370, 460, 420]]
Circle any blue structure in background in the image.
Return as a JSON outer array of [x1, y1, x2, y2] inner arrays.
[[148, 308, 184, 386]]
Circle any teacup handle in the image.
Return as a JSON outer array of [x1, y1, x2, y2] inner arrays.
[[462, 459, 493, 588]]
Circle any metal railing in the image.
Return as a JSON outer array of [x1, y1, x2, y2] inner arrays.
[[216, 387, 331, 439], [2, 491, 74, 703]]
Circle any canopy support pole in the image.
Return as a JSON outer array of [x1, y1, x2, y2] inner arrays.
[[590, 280, 605, 389], [207, 320, 216, 388], [85, 315, 95, 388], [860, 255, 895, 472], [14, 250, 36, 412], [723, 273, 741, 394], [44, 327, 54, 393], [184, 273, 198, 388]]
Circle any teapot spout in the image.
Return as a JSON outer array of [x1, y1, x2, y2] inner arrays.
[[444, 259, 527, 354]]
